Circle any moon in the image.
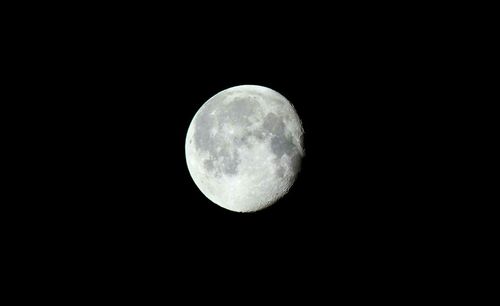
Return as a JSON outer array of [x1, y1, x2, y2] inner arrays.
[[185, 85, 304, 212]]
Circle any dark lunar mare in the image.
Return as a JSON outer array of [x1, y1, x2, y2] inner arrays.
[[194, 97, 258, 176], [194, 95, 302, 178], [262, 113, 302, 177]]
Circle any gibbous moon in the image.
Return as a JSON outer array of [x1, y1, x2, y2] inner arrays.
[[185, 85, 304, 212]]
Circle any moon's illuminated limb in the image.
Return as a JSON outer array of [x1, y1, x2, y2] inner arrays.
[[185, 85, 304, 212]]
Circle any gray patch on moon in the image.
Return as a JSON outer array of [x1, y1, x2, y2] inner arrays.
[[251, 129, 266, 141], [194, 96, 260, 176], [233, 134, 250, 147], [219, 97, 260, 126], [276, 166, 285, 178], [290, 153, 302, 175], [262, 112, 300, 160], [262, 113, 285, 136], [221, 150, 241, 175], [194, 101, 218, 152], [271, 136, 298, 158], [204, 159, 214, 172], [273, 151, 302, 179]]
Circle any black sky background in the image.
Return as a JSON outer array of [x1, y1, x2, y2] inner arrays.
[[20, 5, 453, 296]]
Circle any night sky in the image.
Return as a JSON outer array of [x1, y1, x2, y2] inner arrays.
[[27, 6, 441, 297]]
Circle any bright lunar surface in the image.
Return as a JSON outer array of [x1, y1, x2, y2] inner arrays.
[[185, 85, 304, 212]]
